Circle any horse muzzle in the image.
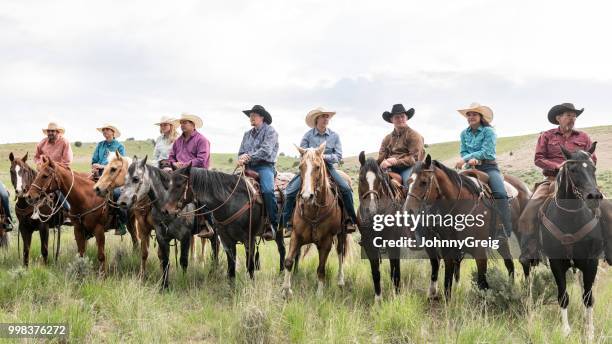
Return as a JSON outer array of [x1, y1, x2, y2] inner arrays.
[[94, 186, 108, 197]]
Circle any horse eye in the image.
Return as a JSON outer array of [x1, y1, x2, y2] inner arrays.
[[110, 168, 117, 173], [42, 175, 48, 179], [420, 181, 427, 187], [132, 177, 139, 183]]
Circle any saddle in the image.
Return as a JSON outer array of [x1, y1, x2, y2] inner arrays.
[[459, 169, 519, 199], [244, 170, 294, 206], [383, 171, 407, 200]]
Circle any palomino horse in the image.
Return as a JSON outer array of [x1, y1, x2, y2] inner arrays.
[[163, 163, 290, 282], [282, 143, 350, 297], [118, 157, 196, 290], [405, 155, 530, 299], [357, 152, 406, 302], [25, 156, 119, 276], [9, 152, 63, 266], [538, 144, 603, 340]]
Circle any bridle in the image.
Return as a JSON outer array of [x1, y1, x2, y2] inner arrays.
[[553, 158, 597, 212], [29, 164, 75, 222], [298, 155, 338, 231]]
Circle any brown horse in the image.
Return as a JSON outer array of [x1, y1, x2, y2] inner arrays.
[[25, 156, 117, 276], [405, 155, 531, 299], [9, 152, 64, 266], [282, 143, 350, 297]]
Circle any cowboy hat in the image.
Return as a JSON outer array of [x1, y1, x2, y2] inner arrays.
[[42, 122, 65, 135], [243, 105, 272, 124], [382, 104, 415, 123], [305, 107, 336, 128], [96, 124, 121, 138], [547, 103, 584, 125], [154, 116, 179, 127], [177, 113, 203, 129], [457, 102, 494, 124]]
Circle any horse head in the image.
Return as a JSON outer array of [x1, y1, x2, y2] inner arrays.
[[296, 142, 328, 204], [118, 155, 150, 209], [164, 162, 193, 216], [25, 155, 59, 205], [94, 150, 132, 197], [558, 142, 601, 209], [9, 152, 35, 198]]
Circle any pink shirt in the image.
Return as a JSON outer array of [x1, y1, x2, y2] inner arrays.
[[534, 127, 597, 176], [35, 136, 73, 166]]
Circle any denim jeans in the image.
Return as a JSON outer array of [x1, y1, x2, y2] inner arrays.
[[476, 163, 513, 236], [390, 165, 414, 187], [248, 163, 278, 227], [0, 182, 11, 220]]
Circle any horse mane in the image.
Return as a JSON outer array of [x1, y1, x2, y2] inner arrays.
[[109, 153, 133, 166], [189, 168, 246, 200], [420, 160, 481, 196]]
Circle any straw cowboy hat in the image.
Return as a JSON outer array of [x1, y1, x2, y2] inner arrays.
[[96, 124, 121, 138], [154, 116, 179, 127], [42, 122, 65, 135], [382, 104, 415, 123], [457, 102, 494, 124], [305, 107, 336, 128], [243, 105, 272, 124], [177, 113, 203, 129], [547, 103, 584, 125]]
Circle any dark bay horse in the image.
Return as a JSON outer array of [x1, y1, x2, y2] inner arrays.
[[163, 163, 288, 281], [357, 152, 405, 302], [282, 144, 350, 297], [117, 156, 196, 290], [9, 152, 63, 266], [25, 156, 116, 276], [405, 154, 529, 299], [538, 144, 602, 340]]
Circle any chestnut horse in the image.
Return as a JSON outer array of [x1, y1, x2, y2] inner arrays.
[[25, 156, 118, 276], [282, 143, 350, 297], [9, 152, 63, 266]]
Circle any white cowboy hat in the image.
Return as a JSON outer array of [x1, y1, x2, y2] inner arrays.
[[457, 102, 494, 123], [42, 122, 65, 135], [177, 113, 203, 129], [305, 107, 336, 128], [154, 116, 179, 126], [96, 124, 121, 138]]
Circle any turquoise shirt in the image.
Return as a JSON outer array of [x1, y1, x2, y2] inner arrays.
[[460, 125, 497, 161], [91, 139, 126, 166]]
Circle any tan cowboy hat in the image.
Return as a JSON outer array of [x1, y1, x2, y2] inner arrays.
[[305, 107, 336, 128], [96, 124, 121, 138], [42, 122, 65, 135], [177, 113, 203, 129], [457, 102, 494, 123], [154, 116, 179, 126]]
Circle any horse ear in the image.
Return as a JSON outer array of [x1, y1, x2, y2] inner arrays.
[[295, 144, 307, 156], [316, 142, 326, 155], [9, 152, 14, 162], [115, 150, 121, 159], [41, 155, 48, 164], [185, 161, 193, 174], [425, 154, 432, 168], [22, 152, 28, 162], [588, 141, 597, 155], [141, 155, 148, 166], [359, 151, 366, 166], [560, 145, 572, 160]]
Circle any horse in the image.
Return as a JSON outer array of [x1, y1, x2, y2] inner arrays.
[[282, 144, 350, 297], [404, 154, 530, 299], [162, 163, 289, 282], [356, 152, 407, 302], [9, 152, 64, 266], [537, 143, 602, 340], [117, 156, 196, 290], [25, 156, 117, 276]]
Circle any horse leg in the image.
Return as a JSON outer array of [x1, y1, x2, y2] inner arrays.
[[190, 235, 196, 261], [127, 217, 138, 251], [282, 234, 302, 297], [94, 226, 106, 278], [275, 230, 286, 273], [578, 259, 598, 341], [336, 233, 346, 287], [138, 224, 150, 280], [157, 238, 170, 290], [40, 224, 50, 265], [497, 240, 515, 282], [369, 257, 382, 303], [316, 238, 333, 297], [210, 234, 219, 264], [225, 243, 237, 282], [550, 259, 571, 337], [21, 226, 32, 267], [475, 258, 488, 290], [390, 259, 401, 295], [443, 258, 455, 300], [179, 236, 190, 274], [74, 226, 87, 258], [428, 248, 440, 299]]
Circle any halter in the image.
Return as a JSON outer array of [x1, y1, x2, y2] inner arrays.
[[297, 155, 339, 234], [99, 157, 126, 209], [30, 165, 75, 222], [553, 158, 596, 212]]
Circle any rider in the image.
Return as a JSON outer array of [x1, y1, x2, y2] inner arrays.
[[518, 103, 612, 265], [0, 182, 11, 231], [166, 113, 213, 238], [238, 105, 278, 241], [281, 107, 358, 236], [454, 102, 513, 240], [91, 124, 127, 235], [377, 104, 425, 187], [152, 116, 180, 168]]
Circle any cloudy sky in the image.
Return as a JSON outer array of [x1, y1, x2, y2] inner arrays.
[[1, 0, 611, 158]]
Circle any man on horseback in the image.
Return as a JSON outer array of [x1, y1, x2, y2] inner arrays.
[[281, 107, 358, 236], [519, 103, 612, 265], [377, 104, 425, 187], [454, 102, 513, 240], [166, 113, 213, 237], [0, 182, 11, 231], [238, 105, 278, 241]]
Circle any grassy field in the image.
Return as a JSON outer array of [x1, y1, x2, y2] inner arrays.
[[0, 128, 611, 343]]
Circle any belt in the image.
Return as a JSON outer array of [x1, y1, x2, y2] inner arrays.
[[480, 159, 497, 165]]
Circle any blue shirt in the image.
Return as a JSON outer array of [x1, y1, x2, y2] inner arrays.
[[460, 125, 497, 161], [91, 139, 126, 166], [300, 128, 343, 164], [238, 123, 279, 164]]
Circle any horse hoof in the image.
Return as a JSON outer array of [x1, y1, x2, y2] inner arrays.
[[282, 288, 293, 299], [562, 326, 571, 338], [374, 294, 382, 304], [337, 280, 345, 288]]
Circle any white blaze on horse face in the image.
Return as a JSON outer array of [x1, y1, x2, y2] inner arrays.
[[15, 165, 23, 193], [366, 171, 377, 213], [301, 154, 314, 200], [408, 173, 418, 195]]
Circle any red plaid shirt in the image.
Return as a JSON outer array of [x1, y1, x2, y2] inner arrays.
[[534, 127, 597, 176]]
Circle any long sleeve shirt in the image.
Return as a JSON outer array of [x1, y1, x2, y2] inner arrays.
[[535, 127, 597, 176], [460, 125, 497, 161], [299, 128, 342, 164], [152, 135, 175, 165], [35, 136, 73, 166], [168, 130, 211, 169], [91, 139, 125, 166], [238, 123, 279, 164], [377, 126, 425, 168]]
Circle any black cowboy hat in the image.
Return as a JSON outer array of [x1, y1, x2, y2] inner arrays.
[[547, 103, 584, 125], [382, 103, 415, 123], [243, 105, 272, 124]]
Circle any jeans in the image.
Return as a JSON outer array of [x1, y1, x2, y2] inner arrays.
[[0, 183, 11, 220], [112, 187, 128, 224], [476, 163, 513, 237], [390, 165, 414, 187], [282, 164, 357, 227], [57, 192, 71, 211], [248, 163, 278, 227]]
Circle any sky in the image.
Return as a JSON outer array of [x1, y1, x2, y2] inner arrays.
[[1, 0, 611, 157]]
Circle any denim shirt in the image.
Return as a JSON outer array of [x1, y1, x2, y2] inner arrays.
[[91, 139, 126, 166], [300, 128, 343, 164], [238, 123, 279, 164], [460, 125, 497, 161]]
